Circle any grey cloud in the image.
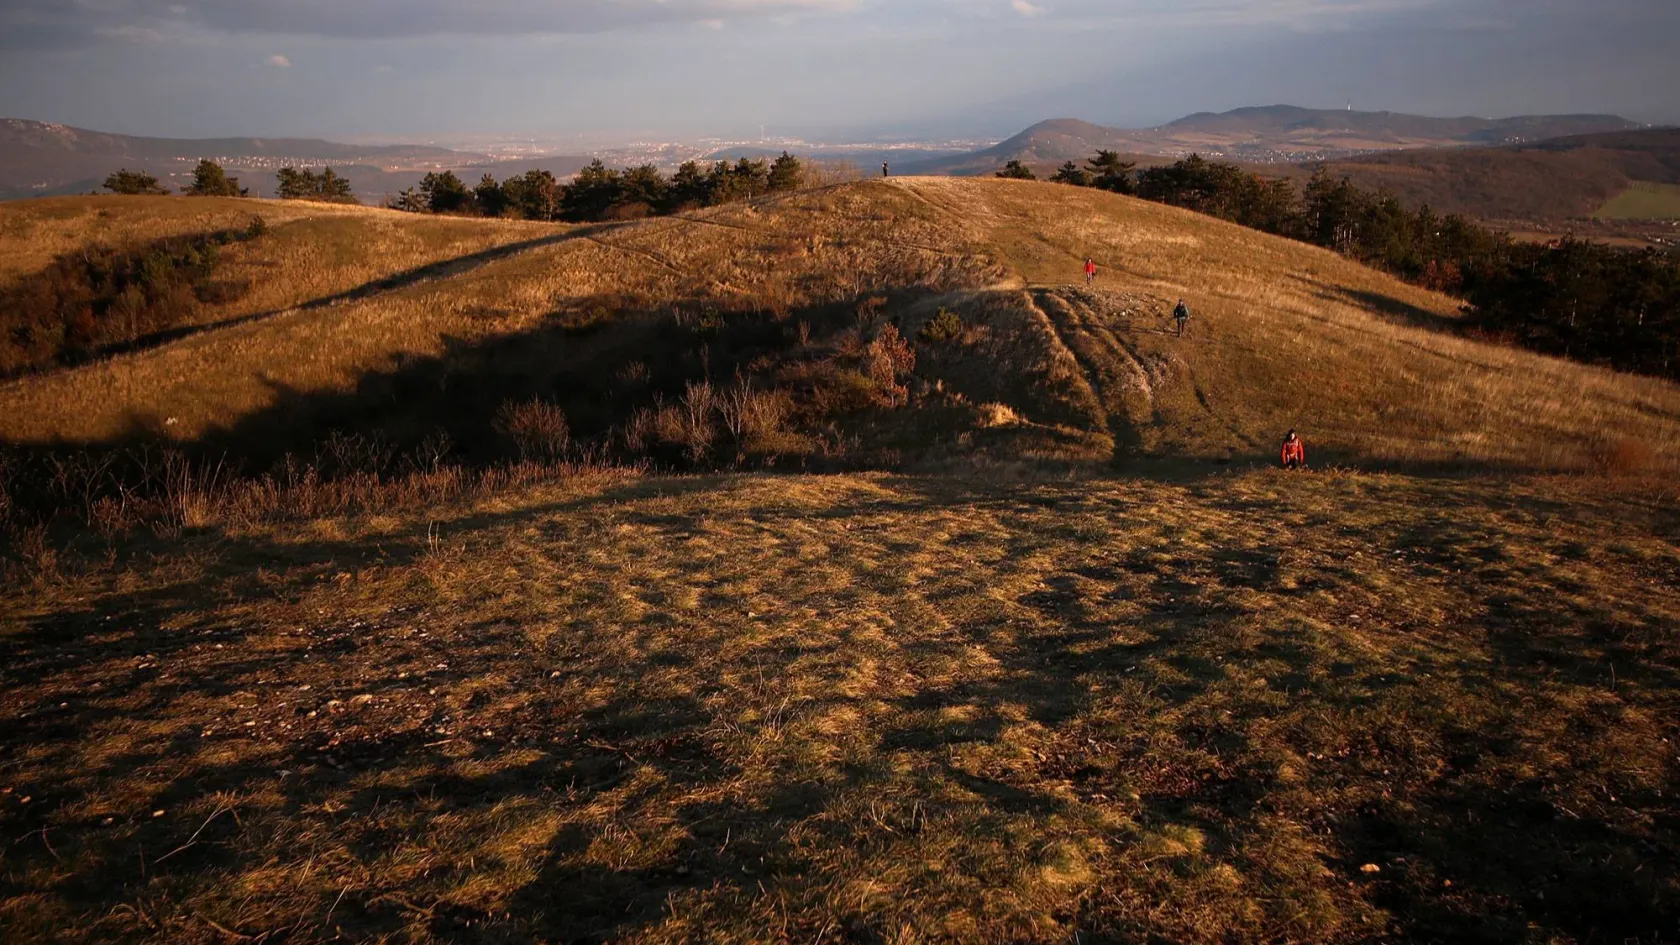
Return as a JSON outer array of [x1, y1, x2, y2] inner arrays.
[[0, 0, 857, 45]]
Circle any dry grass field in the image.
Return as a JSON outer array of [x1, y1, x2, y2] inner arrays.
[[3, 180, 1680, 943], [2, 180, 1678, 474], [2, 469, 1677, 943]]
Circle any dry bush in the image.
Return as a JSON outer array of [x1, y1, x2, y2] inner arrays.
[[814, 369, 881, 415], [978, 402, 1024, 428], [496, 399, 571, 462], [720, 384, 794, 452], [916, 307, 964, 345], [1588, 434, 1655, 476], [865, 323, 916, 408], [1, 520, 56, 582], [855, 295, 888, 325]]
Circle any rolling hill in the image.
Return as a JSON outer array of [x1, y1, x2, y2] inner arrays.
[[2, 179, 1678, 944], [1162, 105, 1639, 151], [0, 118, 594, 203], [908, 107, 1643, 176], [2, 179, 1676, 470], [1302, 126, 1680, 222]]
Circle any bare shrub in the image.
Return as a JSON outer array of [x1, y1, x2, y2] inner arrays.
[[677, 381, 720, 460], [721, 384, 794, 452], [865, 323, 916, 408], [160, 451, 230, 535], [408, 430, 455, 475], [3, 521, 57, 582], [623, 405, 658, 454], [319, 431, 395, 477], [495, 399, 571, 461]]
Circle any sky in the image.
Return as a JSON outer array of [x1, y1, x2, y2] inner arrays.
[[0, 0, 1676, 142]]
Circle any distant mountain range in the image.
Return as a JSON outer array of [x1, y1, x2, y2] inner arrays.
[[0, 107, 1657, 213], [906, 106, 1645, 175], [0, 119, 592, 201]]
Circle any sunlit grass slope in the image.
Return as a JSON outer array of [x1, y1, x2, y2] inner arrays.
[[2, 181, 1678, 472]]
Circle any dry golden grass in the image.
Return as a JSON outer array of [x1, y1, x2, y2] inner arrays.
[[895, 178, 1680, 472], [0, 195, 548, 283], [3, 180, 1677, 476], [4, 182, 1680, 943], [0, 185, 998, 444], [2, 469, 1676, 943]]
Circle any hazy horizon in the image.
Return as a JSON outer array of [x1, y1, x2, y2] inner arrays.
[[1, 0, 1675, 142]]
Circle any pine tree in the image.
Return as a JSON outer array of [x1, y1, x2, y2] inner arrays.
[[996, 160, 1036, 180], [669, 161, 711, 210], [103, 169, 170, 195], [561, 159, 622, 221], [768, 151, 804, 191], [182, 160, 246, 197], [418, 171, 471, 214], [475, 174, 509, 217], [318, 168, 355, 203], [1051, 161, 1091, 187], [503, 170, 561, 220], [616, 164, 670, 218], [1085, 151, 1136, 194], [389, 188, 427, 213], [275, 166, 311, 200]]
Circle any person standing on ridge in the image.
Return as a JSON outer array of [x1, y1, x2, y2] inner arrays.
[[1084, 257, 1097, 286], [882, 161, 890, 178], [1281, 430, 1307, 469], [1172, 299, 1191, 337]]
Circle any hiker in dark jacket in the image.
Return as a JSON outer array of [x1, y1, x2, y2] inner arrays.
[[1172, 299, 1191, 336]]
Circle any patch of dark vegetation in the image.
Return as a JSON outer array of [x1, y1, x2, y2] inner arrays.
[[0, 219, 268, 377], [390, 151, 851, 223], [0, 289, 955, 566]]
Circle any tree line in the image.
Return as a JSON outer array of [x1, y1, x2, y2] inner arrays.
[[390, 152, 810, 223], [1018, 152, 1680, 380], [103, 160, 353, 202]]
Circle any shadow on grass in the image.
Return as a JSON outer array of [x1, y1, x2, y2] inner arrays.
[[3, 470, 1678, 942]]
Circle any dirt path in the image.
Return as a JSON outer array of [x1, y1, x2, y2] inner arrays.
[[1030, 287, 1159, 461]]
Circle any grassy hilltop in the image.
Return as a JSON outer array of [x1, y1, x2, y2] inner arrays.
[[2, 179, 1676, 470], [1, 180, 1678, 944]]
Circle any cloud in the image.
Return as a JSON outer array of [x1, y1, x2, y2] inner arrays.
[[0, 0, 861, 46], [267, 53, 291, 67], [1010, 0, 1045, 17]]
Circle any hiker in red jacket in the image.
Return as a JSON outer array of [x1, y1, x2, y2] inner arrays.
[[1084, 257, 1097, 285], [1281, 430, 1307, 469]]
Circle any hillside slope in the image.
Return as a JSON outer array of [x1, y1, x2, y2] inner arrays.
[[4, 180, 1680, 945], [0, 118, 593, 202], [1302, 127, 1680, 222], [911, 109, 1642, 176], [2, 180, 1678, 473]]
